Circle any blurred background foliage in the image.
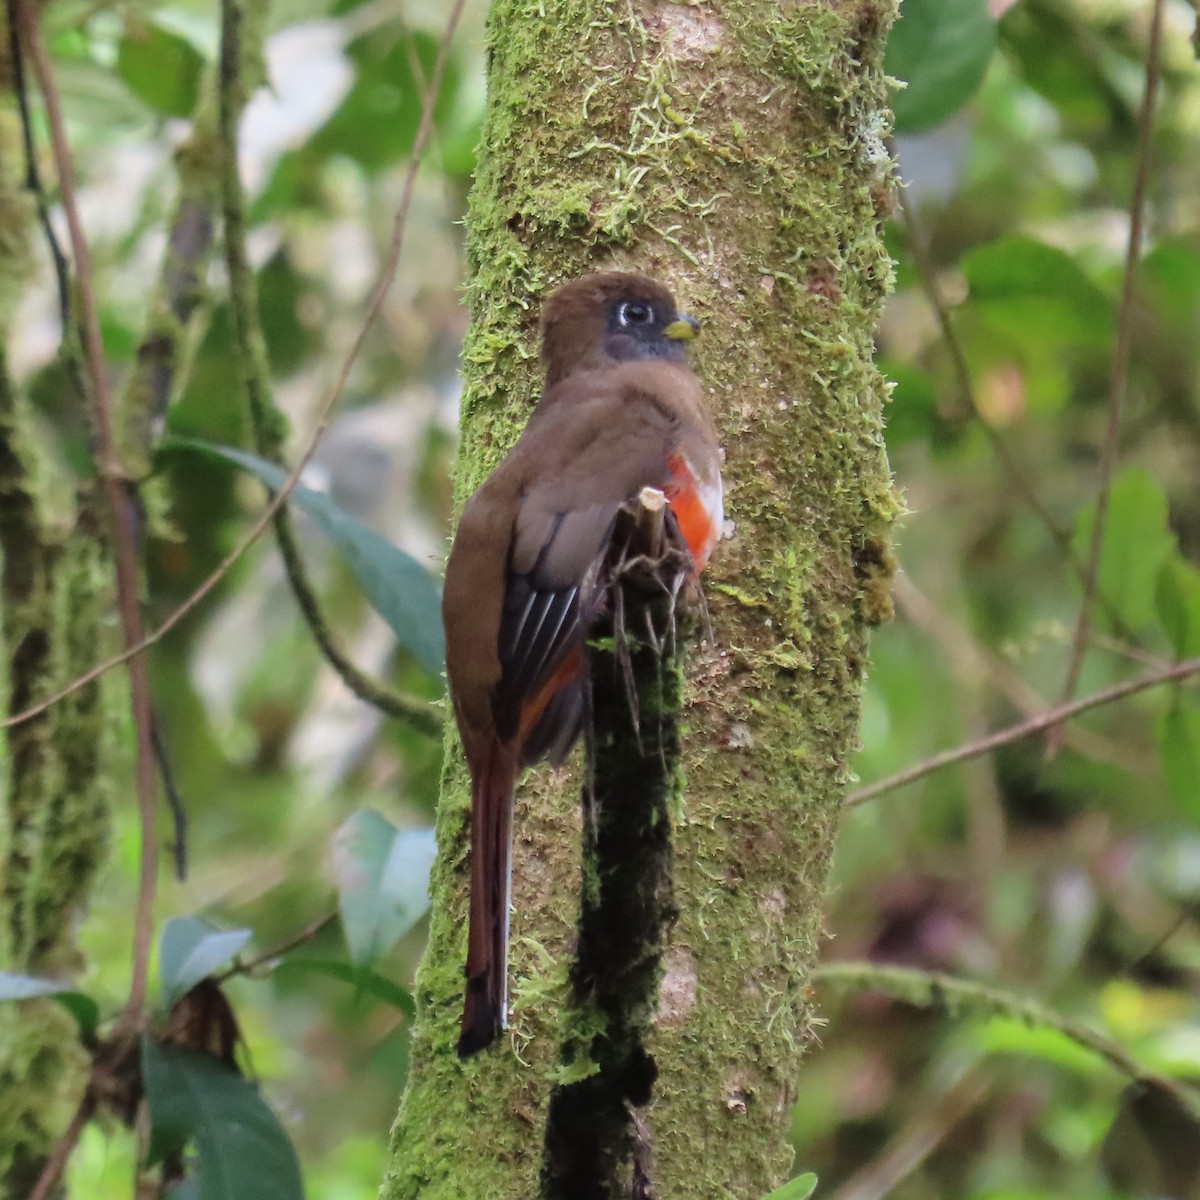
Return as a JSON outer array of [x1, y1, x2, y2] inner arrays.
[[6, 0, 1200, 1196]]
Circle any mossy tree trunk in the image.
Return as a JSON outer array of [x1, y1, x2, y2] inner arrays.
[[0, 72, 118, 1200], [387, 2, 899, 1198]]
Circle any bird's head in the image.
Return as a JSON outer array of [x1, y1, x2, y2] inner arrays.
[[540, 272, 700, 386]]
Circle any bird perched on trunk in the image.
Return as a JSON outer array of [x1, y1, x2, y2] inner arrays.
[[442, 272, 723, 1057]]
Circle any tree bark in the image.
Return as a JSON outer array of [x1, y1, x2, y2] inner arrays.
[[386, 2, 899, 1197], [0, 90, 116, 1200]]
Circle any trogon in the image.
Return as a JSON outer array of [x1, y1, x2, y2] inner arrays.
[[442, 272, 723, 1057]]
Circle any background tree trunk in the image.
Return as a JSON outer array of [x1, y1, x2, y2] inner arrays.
[[0, 81, 118, 1198], [386, 1, 899, 1197]]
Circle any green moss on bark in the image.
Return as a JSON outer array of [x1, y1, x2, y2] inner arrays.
[[0, 72, 116, 1200], [387, 1, 898, 1197]]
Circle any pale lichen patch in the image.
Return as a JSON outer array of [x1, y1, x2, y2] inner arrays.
[[645, 3, 726, 63], [656, 945, 699, 1027]]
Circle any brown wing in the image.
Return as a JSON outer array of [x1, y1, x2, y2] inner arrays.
[[489, 386, 681, 756]]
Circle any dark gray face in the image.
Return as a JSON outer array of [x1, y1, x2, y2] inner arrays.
[[602, 294, 696, 365]]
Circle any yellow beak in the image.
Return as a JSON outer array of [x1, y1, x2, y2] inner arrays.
[[663, 313, 700, 341]]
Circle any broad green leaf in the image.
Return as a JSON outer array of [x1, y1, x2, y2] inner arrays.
[[971, 1017, 1108, 1078], [999, 3, 1126, 134], [160, 918, 252, 1008], [763, 1172, 818, 1200], [1157, 558, 1200, 659], [117, 19, 204, 118], [0, 973, 99, 1042], [1070, 468, 1176, 631], [308, 28, 459, 172], [142, 1038, 305, 1200], [332, 811, 436, 966], [170, 439, 445, 678], [962, 236, 1115, 349], [1157, 700, 1200, 825], [885, 0, 995, 133], [273, 957, 416, 1020]]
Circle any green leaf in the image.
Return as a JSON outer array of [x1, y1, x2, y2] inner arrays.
[[273, 957, 416, 1020], [308, 28, 458, 172], [762, 1172, 818, 1200], [962, 236, 1115, 350], [332, 811, 436, 966], [885, 0, 996, 133], [971, 1017, 1107, 1078], [169, 439, 445, 677], [1157, 700, 1200, 825], [1157, 558, 1200, 659], [117, 19, 204, 118], [1070, 467, 1177, 631], [160, 918, 252, 1008], [0, 972, 99, 1042], [142, 1038, 305, 1199]]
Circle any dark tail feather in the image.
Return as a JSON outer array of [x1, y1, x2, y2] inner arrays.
[[458, 744, 517, 1058]]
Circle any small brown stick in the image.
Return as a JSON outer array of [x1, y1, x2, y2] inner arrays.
[[846, 653, 1200, 807], [27, 1088, 98, 1200], [214, 911, 338, 982]]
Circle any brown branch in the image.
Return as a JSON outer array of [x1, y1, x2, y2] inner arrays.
[[1054, 0, 1167, 722], [11, 0, 160, 1019], [845, 654, 1200, 808], [27, 1087, 97, 1200], [0, 0, 468, 736], [214, 911, 337, 981]]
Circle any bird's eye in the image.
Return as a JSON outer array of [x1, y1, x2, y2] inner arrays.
[[618, 302, 653, 327]]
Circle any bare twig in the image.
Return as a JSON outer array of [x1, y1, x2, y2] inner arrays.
[[0, 0, 468, 736], [1054, 0, 1167, 727], [151, 717, 187, 881], [27, 1087, 97, 1200], [845, 654, 1200, 807], [12, 0, 160, 1019], [214, 911, 337, 981]]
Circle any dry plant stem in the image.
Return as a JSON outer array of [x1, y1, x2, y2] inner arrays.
[[845, 654, 1200, 807], [27, 1089, 97, 1200], [826, 1069, 991, 1200], [218, 0, 440, 736], [12, 0, 160, 1018], [1056, 0, 1167, 720], [0, 0, 469, 736], [215, 911, 337, 981]]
